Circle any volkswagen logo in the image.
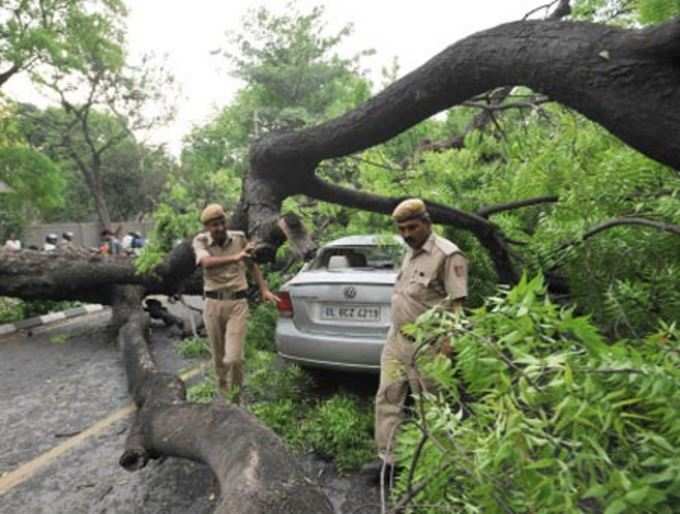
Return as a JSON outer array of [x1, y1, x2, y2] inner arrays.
[[343, 286, 357, 299]]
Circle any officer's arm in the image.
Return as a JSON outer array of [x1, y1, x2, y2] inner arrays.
[[444, 253, 468, 315], [199, 253, 245, 268], [193, 237, 253, 269]]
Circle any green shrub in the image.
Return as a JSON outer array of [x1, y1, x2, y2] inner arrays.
[[250, 399, 305, 447], [246, 350, 312, 402], [245, 302, 279, 353], [177, 336, 211, 359], [0, 298, 82, 324], [300, 394, 374, 472], [0, 297, 24, 323], [22, 299, 81, 319], [392, 275, 680, 514], [187, 377, 217, 403]]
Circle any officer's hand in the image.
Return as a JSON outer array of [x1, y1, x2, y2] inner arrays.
[[238, 242, 256, 261], [261, 289, 281, 305]]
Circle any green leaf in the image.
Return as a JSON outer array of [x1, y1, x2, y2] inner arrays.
[[604, 499, 628, 514], [583, 484, 608, 499]]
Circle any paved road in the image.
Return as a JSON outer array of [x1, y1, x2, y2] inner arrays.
[[0, 312, 217, 514], [0, 312, 381, 514]]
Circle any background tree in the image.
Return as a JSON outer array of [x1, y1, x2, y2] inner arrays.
[[0, 0, 126, 88], [0, 99, 64, 239], [142, 2, 374, 269], [16, 103, 176, 223], [30, 56, 175, 228]]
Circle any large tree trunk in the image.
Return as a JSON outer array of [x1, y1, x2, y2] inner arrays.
[[92, 173, 112, 230], [0, 245, 199, 303]]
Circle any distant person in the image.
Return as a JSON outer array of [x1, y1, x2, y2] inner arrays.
[[130, 232, 145, 256], [58, 231, 76, 251], [43, 233, 58, 252], [3, 233, 21, 251], [100, 229, 122, 255], [131, 231, 145, 249], [121, 232, 134, 252]]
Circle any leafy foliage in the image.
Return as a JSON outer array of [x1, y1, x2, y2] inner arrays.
[[177, 336, 211, 359], [0, 297, 24, 323], [393, 276, 680, 513], [0, 0, 127, 87], [299, 394, 374, 472]]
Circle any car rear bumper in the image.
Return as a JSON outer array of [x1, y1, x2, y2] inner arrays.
[[275, 319, 384, 373]]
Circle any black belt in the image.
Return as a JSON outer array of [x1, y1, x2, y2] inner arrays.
[[204, 289, 248, 300]]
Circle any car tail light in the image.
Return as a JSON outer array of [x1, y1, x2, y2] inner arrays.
[[276, 291, 293, 318]]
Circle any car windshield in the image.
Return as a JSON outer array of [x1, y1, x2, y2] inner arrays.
[[310, 244, 403, 270]]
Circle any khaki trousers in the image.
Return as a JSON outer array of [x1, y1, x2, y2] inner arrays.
[[374, 328, 433, 464], [203, 298, 249, 395]]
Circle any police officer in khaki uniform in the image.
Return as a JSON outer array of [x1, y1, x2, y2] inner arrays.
[[193, 204, 280, 400], [366, 198, 468, 481]]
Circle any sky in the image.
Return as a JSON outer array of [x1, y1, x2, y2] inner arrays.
[[6, 0, 550, 156]]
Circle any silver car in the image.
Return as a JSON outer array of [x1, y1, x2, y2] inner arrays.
[[275, 235, 404, 372]]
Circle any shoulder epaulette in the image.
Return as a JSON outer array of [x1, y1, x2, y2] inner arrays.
[[433, 236, 461, 257]]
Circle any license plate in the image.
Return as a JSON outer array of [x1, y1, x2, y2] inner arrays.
[[320, 304, 381, 322]]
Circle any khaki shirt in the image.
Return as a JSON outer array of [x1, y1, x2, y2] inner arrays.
[[192, 230, 249, 292], [391, 233, 467, 329]]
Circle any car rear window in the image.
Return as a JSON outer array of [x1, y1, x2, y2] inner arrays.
[[310, 245, 403, 270]]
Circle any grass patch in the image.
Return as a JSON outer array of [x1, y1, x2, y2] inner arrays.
[[187, 376, 217, 403], [177, 336, 210, 359]]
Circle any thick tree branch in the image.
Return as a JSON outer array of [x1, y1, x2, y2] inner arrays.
[[252, 20, 680, 168], [297, 176, 519, 283], [0, 243, 199, 303], [0, 62, 20, 87], [114, 289, 334, 514], [243, 18, 680, 280]]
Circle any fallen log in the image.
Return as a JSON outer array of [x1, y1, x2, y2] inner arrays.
[[115, 287, 334, 514]]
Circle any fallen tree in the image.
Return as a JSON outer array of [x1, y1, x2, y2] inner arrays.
[[3, 11, 680, 514], [114, 287, 333, 514], [237, 16, 680, 283]]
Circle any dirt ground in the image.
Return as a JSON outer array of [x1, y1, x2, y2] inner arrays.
[[0, 311, 380, 514]]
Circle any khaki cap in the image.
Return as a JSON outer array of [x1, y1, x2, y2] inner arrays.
[[392, 198, 427, 222], [200, 204, 226, 224]]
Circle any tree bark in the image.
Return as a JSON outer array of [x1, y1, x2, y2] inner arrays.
[[114, 288, 333, 514], [0, 244, 199, 303], [92, 173, 112, 230]]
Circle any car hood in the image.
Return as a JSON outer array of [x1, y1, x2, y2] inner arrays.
[[287, 269, 397, 287]]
